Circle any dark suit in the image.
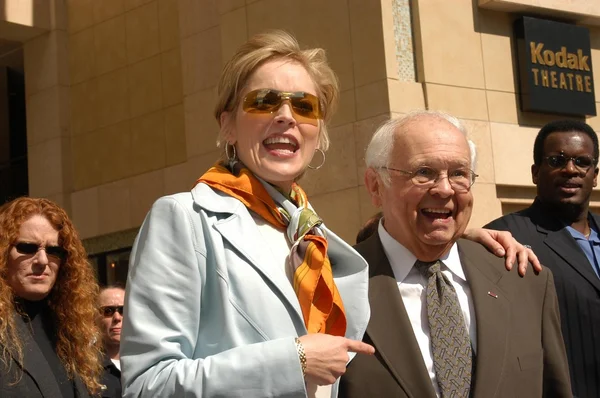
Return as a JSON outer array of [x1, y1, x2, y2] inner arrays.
[[340, 233, 571, 398], [99, 353, 121, 398], [486, 198, 600, 398], [0, 313, 90, 398]]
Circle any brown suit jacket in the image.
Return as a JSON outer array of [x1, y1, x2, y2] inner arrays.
[[339, 233, 572, 398]]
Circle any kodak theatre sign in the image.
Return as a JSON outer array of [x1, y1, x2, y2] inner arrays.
[[515, 16, 596, 116]]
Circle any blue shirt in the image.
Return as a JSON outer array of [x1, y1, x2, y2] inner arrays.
[[566, 223, 600, 279]]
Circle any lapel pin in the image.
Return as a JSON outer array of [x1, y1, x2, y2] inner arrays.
[[487, 291, 498, 299]]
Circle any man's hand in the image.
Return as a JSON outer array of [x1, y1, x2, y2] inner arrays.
[[463, 228, 542, 276], [299, 334, 375, 385]]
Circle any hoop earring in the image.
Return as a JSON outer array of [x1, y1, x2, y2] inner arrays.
[[225, 143, 237, 166], [308, 148, 326, 170]]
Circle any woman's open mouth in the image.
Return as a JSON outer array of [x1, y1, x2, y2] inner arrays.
[[263, 136, 299, 155]]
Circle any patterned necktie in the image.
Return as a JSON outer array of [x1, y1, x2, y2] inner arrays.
[[414, 260, 472, 398]]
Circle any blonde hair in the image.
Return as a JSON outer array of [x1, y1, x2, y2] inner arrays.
[[214, 30, 339, 152]]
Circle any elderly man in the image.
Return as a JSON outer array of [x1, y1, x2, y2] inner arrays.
[[339, 111, 571, 398], [486, 120, 600, 398], [98, 285, 125, 398]]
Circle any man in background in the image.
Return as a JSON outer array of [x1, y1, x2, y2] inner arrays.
[[486, 120, 600, 398], [98, 285, 125, 398]]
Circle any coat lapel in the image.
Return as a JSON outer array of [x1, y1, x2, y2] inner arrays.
[[194, 182, 309, 327], [192, 183, 305, 327], [357, 233, 436, 397], [325, 228, 370, 344], [542, 227, 600, 291], [213, 212, 305, 324], [73, 375, 90, 398], [458, 240, 510, 398], [12, 314, 63, 398], [527, 201, 600, 292]]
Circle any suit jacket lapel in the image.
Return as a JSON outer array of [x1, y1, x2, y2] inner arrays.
[[543, 227, 600, 291], [73, 375, 90, 398], [527, 202, 600, 292], [357, 232, 436, 397], [458, 240, 510, 398], [325, 228, 370, 343], [12, 313, 63, 398]]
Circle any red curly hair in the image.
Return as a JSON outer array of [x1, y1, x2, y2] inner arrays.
[[0, 197, 102, 393]]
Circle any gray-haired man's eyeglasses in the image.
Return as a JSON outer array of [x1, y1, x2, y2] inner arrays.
[[379, 166, 479, 193]]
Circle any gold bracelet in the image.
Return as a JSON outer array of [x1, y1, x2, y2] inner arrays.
[[294, 337, 307, 377]]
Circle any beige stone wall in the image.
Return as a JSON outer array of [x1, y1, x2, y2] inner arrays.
[[479, 0, 600, 26], [0, 0, 54, 41], [63, 0, 427, 244], [28, 0, 391, 244], [13, 0, 600, 246], [66, 0, 185, 239], [410, 0, 600, 228], [174, 0, 425, 244], [20, 1, 72, 213]]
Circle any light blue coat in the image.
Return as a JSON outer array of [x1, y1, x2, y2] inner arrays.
[[120, 183, 370, 398]]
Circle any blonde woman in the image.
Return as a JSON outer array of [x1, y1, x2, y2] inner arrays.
[[121, 31, 539, 398]]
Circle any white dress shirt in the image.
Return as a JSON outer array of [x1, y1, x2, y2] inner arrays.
[[377, 221, 477, 397], [110, 358, 121, 371]]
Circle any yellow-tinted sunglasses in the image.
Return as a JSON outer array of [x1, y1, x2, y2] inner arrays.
[[242, 88, 322, 126]]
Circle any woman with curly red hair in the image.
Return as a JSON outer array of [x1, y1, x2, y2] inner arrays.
[[0, 197, 102, 397]]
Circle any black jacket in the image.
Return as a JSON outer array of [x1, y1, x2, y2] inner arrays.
[[486, 198, 600, 398], [99, 353, 122, 398], [0, 312, 90, 398]]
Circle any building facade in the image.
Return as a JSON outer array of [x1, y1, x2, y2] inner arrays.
[[1, 0, 599, 284]]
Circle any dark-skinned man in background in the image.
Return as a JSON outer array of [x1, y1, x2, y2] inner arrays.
[[486, 120, 600, 398]]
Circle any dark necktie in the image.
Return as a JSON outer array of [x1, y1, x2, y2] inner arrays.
[[414, 260, 472, 398]]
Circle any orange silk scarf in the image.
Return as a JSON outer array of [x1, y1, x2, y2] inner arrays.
[[197, 163, 347, 336]]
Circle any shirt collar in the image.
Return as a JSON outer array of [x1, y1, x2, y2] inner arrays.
[[377, 220, 466, 283], [566, 225, 600, 243], [591, 228, 600, 243]]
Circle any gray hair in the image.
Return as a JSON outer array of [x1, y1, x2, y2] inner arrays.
[[364, 110, 477, 186]]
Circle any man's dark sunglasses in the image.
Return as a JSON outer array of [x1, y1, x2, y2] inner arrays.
[[100, 306, 124, 317], [544, 154, 596, 170], [14, 242, 67, 261]]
